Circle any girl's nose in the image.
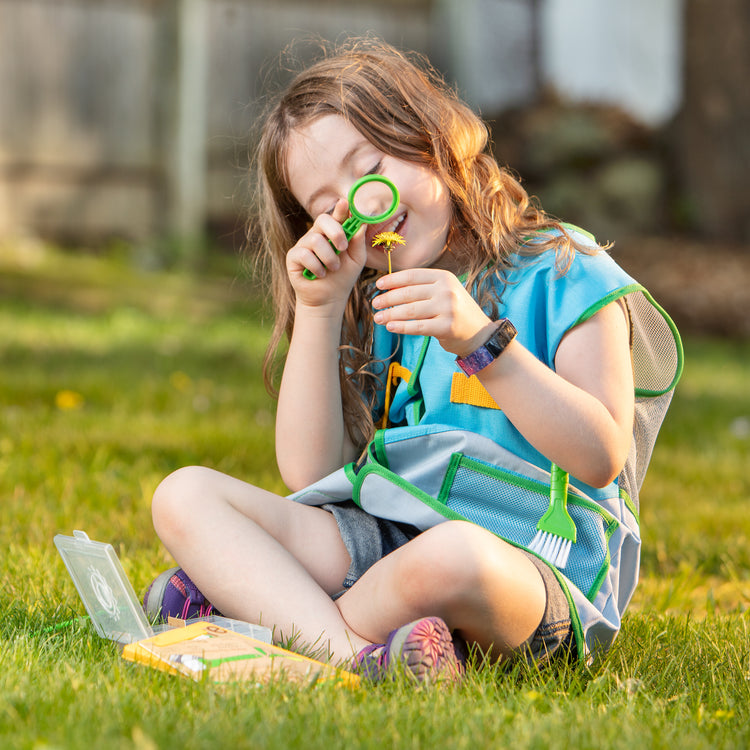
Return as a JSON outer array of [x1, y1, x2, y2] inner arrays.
[[352, 181, 393, 218]]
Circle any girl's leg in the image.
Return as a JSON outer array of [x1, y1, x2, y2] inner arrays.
[[336, 520, 547, 660], [151, 465, 371, 661]]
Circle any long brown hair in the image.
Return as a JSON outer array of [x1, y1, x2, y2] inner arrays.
[[251, 38, 598, 450]]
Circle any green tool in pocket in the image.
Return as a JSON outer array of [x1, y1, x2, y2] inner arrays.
[[528, 463, 577, 568]]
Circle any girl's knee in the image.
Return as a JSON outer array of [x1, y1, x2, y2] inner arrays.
[[394, 521, 487, 601], [393, 522, 546, 644], [151, 465, 213, 536]]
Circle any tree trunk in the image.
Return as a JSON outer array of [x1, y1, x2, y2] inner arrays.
[[678, 0, 750, 243]]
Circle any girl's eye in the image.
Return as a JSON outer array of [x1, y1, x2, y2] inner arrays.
[[317, 160, 383, 215]]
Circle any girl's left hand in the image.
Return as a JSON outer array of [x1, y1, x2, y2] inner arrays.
[[372, 268, 496, 356]]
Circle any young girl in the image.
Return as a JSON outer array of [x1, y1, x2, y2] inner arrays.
[[145, 39, 682, 680]]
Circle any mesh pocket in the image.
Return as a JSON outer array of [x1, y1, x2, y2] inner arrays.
[[442, 455, 616, 600]]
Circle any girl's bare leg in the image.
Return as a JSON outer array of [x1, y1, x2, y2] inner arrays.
[[153, 470, 546, 663], [336, 520, 547, 660], [151, 466, 371, 662]]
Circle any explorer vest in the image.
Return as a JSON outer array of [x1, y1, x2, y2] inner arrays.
[[292, 239, 683, 660]]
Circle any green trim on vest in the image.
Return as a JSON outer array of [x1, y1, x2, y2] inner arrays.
[[373, 430, 389, 470], [634, 289, 684, 397], [408, 336, 430, 397], [620, 487, 639, 526], [344, 462, 358, 486], [571, 284, 644, 327], [570, 283, 684, 398]]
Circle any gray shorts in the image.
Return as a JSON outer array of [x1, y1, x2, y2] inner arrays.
[[323, 501, 574, 663]]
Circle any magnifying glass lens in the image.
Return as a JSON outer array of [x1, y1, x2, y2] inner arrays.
[[351, 180, 395, 220]]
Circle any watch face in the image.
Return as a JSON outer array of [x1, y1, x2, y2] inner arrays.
[[484, 319, 517, 358], [484, 335, 504, 359]]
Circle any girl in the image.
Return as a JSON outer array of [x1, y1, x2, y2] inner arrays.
[[146, 39, 682, 680]]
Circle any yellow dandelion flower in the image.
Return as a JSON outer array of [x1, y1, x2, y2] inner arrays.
[[372, 232, 405, 274], [372, 231, 405, 248], [55, 390, 85, 411], [169, 371, 192, 393]]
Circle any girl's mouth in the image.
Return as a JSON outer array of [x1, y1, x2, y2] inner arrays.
[[384, 211, 406, 235]]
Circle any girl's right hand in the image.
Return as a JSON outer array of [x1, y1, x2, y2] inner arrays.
[[286, 198, 366, 308]]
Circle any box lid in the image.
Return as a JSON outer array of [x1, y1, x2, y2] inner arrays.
[[54, 530, 153, 644]]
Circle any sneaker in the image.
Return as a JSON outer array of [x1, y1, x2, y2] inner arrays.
[[143, 567, 220, 623], [352, 616, 464, 683]]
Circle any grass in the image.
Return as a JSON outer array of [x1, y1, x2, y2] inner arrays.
[[1, 240, 749, 749]]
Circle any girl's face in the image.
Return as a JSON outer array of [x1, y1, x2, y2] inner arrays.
[[285, 115, 453, 272]]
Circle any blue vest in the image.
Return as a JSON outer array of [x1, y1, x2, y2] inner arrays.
[[292, 240, 683, 660]]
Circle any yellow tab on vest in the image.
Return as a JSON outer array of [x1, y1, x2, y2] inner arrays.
[[388, 363, 411, 384], [450, 372, 501, 410], [380, 362, 413, 429]]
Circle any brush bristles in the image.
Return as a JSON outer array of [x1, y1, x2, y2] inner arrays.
[[528, 530, 572, 569]]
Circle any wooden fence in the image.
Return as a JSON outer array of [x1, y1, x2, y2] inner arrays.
[[0, 0, 686, 248], [0, 0, 431, 246]]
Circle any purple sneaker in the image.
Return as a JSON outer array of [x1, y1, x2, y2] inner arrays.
[[352, 616, 464, 683], [143, 567, 220, 623]]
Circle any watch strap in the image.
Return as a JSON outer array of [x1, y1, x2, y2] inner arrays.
[[455, 318, 517, 376]]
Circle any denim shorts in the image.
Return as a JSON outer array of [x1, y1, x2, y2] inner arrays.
[[323, 501, 573, 663]]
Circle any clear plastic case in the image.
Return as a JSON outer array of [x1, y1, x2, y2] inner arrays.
[[54, 530, 153, 644], [54, 530, 272, 645]]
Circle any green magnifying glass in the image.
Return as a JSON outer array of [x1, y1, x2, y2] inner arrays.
[[302, 174, 400, 280]]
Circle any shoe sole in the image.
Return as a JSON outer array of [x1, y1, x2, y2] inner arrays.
[[142, 566, 180, 621], [386, 617, 461, 682]]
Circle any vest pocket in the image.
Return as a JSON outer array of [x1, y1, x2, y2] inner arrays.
[[438, 453, 618, 601]]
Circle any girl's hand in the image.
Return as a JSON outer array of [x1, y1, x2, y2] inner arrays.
[[286, 199, 367, 308], [372, 268, 496, 356]]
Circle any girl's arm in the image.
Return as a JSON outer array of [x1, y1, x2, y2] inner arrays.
[[275, 302, 358, 490], [478, 301, 634, 488], [275, 200, 367, 491], [372, 268, 634, 488]]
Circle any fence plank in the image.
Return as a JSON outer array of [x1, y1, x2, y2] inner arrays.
[[161, 0, 209, 250]]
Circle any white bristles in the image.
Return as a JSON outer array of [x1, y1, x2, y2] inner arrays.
[[528, 530, 572, 569]]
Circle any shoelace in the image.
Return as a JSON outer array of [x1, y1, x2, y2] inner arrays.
[[179, 598, 214, 620]]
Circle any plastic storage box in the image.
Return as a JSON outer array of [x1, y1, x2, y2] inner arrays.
[[54, 530, 272, 645]]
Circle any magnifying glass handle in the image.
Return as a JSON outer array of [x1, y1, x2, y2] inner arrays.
[[340, 216, 364, 241], [301, 217, 363, 280]]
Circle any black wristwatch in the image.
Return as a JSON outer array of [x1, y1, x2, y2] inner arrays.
[[455, 318, 518, 376]]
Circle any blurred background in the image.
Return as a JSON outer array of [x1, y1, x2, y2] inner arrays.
[[0, 0, 748, 336]]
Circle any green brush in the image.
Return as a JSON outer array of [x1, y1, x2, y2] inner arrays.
[[528, 463, 577, 568]]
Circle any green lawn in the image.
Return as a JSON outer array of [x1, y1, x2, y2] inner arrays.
[[1, 241, 749, 749]]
